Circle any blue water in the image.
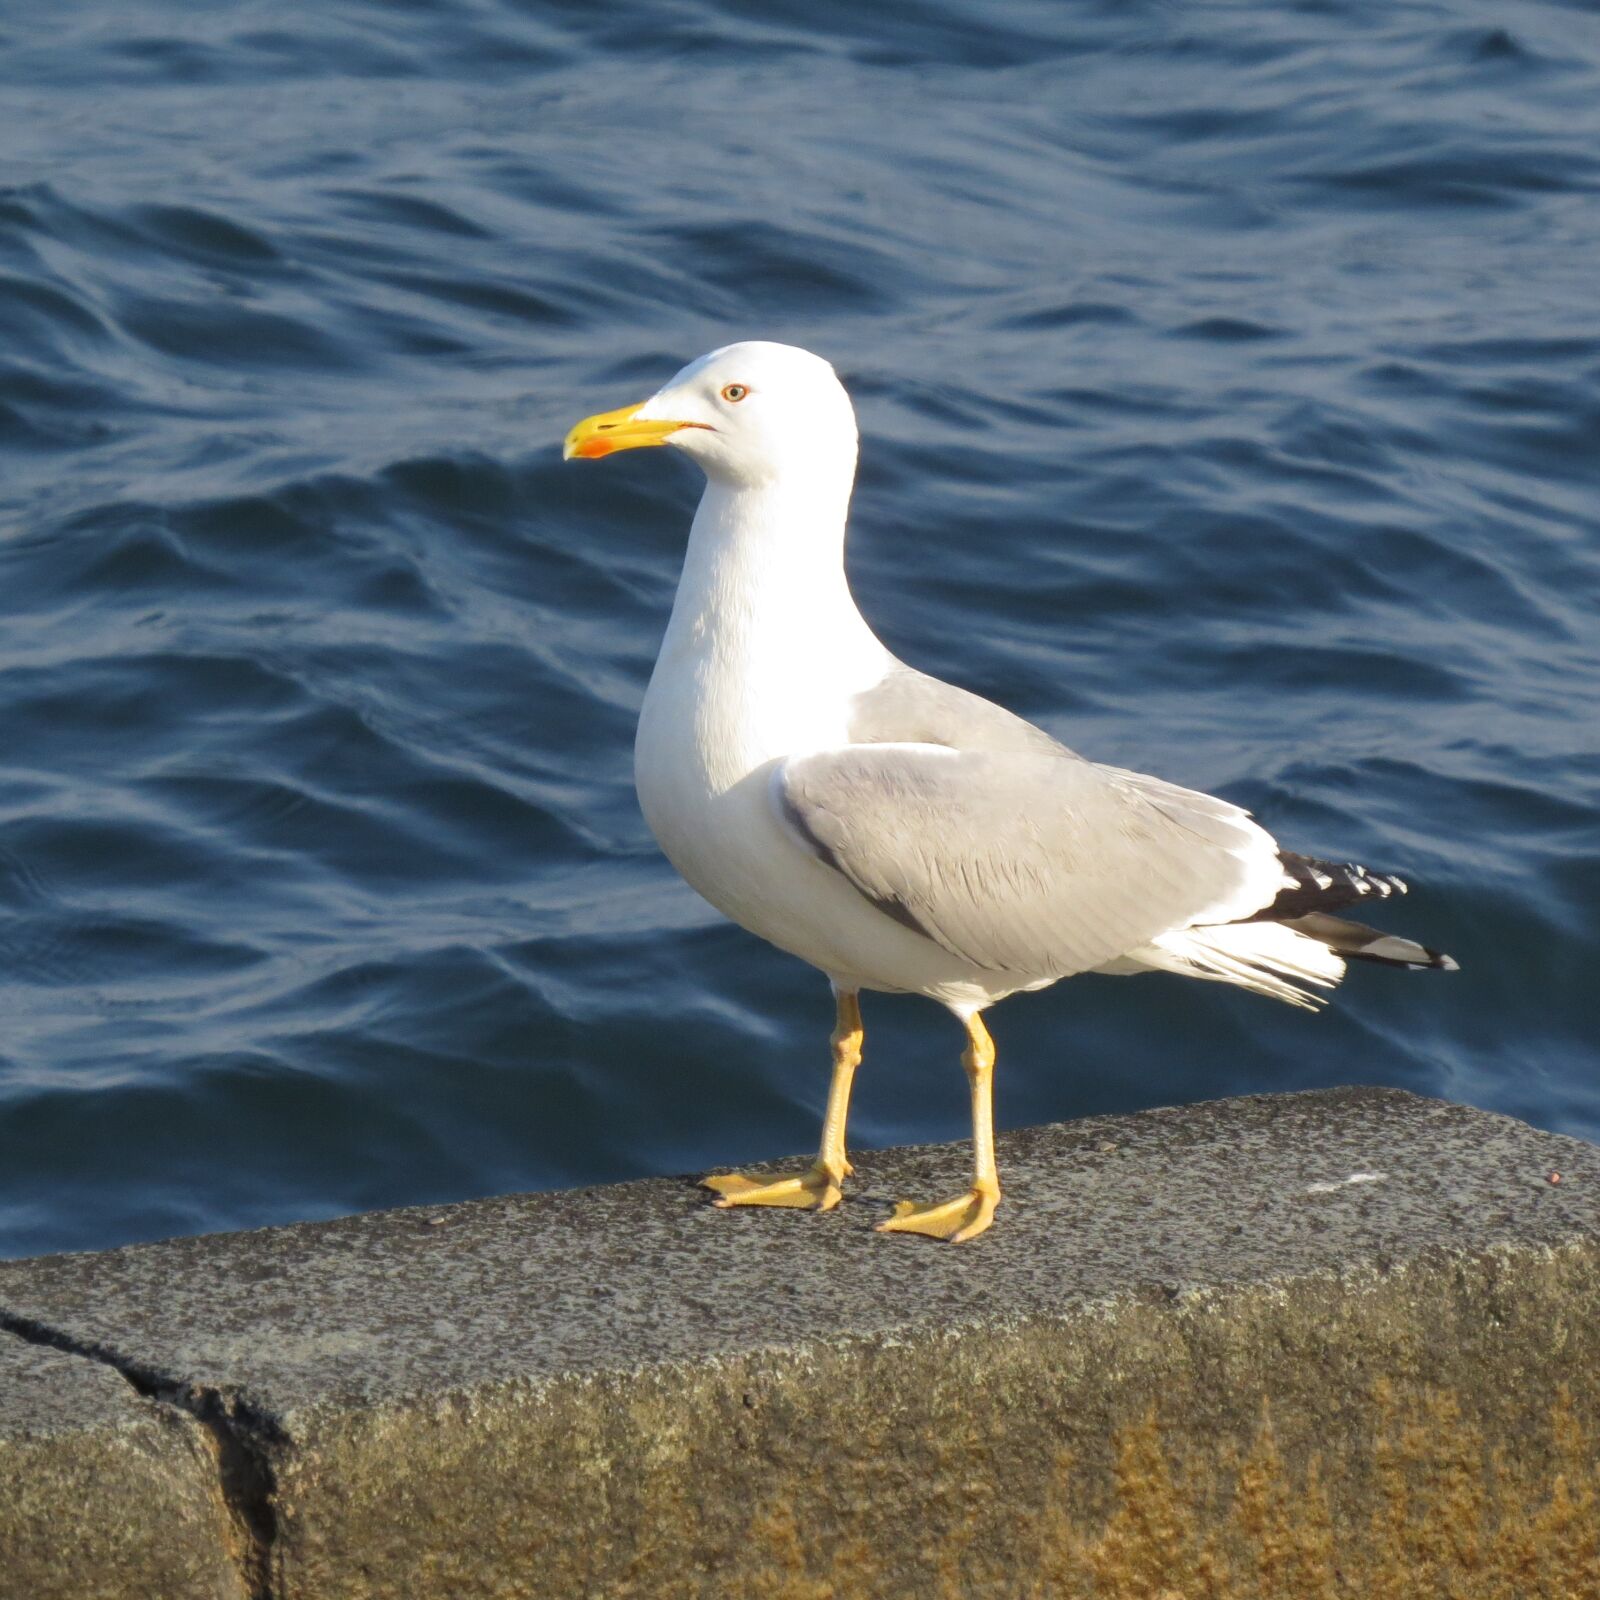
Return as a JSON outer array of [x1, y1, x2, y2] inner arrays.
[[1, 1, 1597, 1259]]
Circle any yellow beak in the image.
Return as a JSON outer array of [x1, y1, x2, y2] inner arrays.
[[562, 401, 703, 460]]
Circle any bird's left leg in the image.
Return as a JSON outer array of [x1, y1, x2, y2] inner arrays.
[[702, 989, 863, 1211], [878, 1011, 1000, 1242]]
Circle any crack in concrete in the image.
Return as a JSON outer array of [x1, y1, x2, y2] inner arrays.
[[0, 1309, 281, 1599]]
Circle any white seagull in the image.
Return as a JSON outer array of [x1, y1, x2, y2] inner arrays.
[[564, 341, 1455, 1243]]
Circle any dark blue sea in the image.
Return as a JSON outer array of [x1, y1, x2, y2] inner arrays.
[[2, 0, 1597, 1259]]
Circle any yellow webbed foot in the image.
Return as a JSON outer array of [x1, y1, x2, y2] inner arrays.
[[877, 1184, 998, 1243], [701, 1161, 847, 1212]]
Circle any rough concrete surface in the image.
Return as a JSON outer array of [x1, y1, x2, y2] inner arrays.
[[0, 1335, 246, 1600], [2, 1086, 1598, 1597]]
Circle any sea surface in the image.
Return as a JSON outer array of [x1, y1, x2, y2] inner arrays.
[[1, 0, 1597, 1259]]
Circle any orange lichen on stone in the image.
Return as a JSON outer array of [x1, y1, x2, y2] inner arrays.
[[716, 1381, 1598, 1600], [1002, 1384, 1597, 1600]]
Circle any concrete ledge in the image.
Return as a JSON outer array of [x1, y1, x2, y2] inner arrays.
[[3, 1086, 1598, 1598], [0, 1337, 246, 1600]]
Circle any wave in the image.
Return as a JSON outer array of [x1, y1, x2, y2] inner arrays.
[[1, 0, 1597, 1255]]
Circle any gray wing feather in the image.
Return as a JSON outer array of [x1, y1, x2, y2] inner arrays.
[[777, 743, 1279, 979]]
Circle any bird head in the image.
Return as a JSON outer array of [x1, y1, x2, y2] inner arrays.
[[563, 341, 858, 488]]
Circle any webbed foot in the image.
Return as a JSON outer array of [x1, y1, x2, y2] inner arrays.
[[701, 1159, 851, 1212], [876, 1182, 998, 1242]]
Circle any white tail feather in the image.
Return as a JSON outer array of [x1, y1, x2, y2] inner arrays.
[[1125, 922, 1347, 1011]]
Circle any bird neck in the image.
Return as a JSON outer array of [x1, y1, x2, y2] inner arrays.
[[658, 469, 890, 692]]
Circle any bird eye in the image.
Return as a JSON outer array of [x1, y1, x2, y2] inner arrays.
[[720, 383, 749, 403]]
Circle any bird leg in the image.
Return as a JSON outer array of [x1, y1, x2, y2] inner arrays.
[[878, 1012, 1000, 1243], [702, 991, 863, 1212]]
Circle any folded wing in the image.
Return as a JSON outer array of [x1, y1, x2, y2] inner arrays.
[[774, 742, 1285, 980]]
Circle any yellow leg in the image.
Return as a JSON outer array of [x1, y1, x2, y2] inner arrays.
[[878, 1012, 1000, 1243], [702, 991, 863, 1212]]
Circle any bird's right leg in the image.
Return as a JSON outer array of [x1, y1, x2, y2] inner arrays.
[[702, 989, 863, 1211]]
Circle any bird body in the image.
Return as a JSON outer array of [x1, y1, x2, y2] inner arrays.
[[566, 341, 1455, 1240]]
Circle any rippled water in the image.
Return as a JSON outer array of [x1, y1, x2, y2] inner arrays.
[[2, 0, 1597, 1258]]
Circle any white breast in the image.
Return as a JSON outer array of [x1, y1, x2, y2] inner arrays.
[[631, 477, 1006, 1004], [633, 540, 872, 955]]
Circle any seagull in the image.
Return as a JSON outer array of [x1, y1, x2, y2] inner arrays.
[[564, 341, 1455, 1243]]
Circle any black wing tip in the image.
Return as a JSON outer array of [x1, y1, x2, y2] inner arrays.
[[1266, 855, 1458, 972], [1253, 853, 1413, 924], [1344, 939, 1459, 972], [1278, 910, 1458, 973]]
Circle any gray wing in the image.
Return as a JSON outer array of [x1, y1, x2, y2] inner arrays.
[[775, 741, 1283, 978], [848, 664, 1076, 757]]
